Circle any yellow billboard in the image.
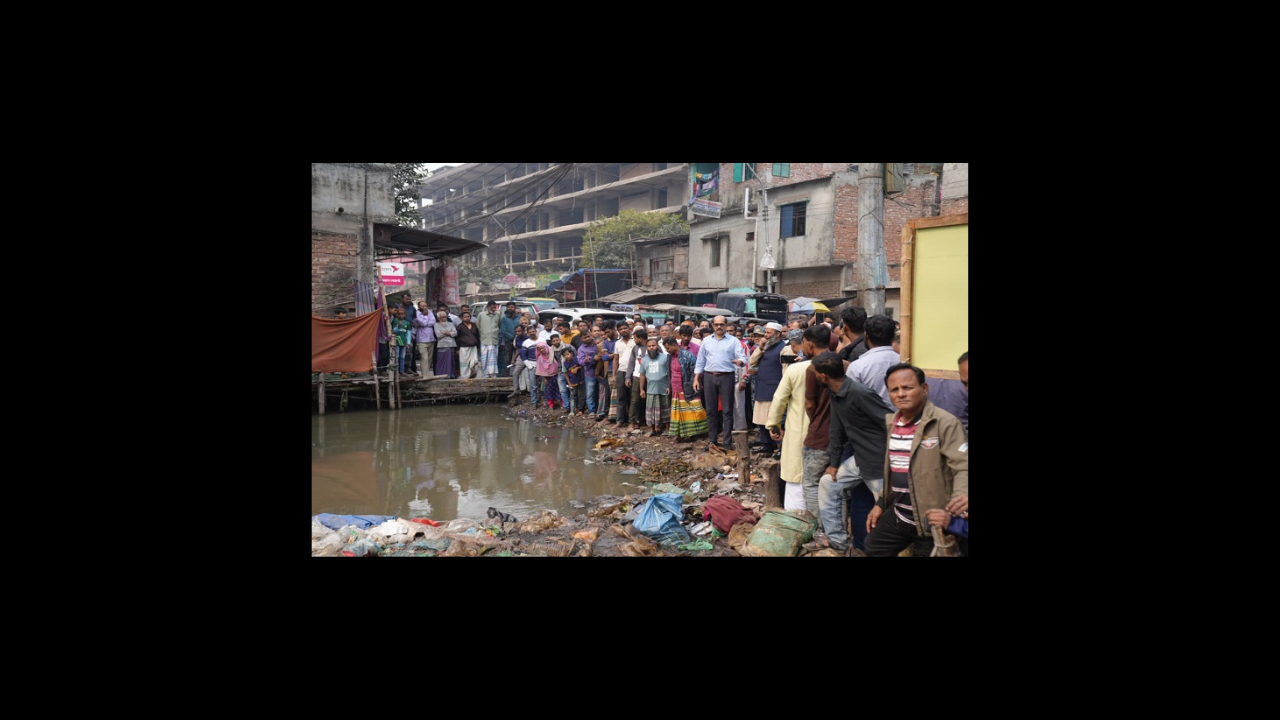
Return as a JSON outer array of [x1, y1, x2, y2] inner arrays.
[[903, 216, 967, 378]]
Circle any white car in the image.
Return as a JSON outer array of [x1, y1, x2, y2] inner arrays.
[[538, 307, 629, 328]]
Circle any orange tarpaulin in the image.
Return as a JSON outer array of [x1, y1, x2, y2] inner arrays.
[[312, 311, 382, 372]]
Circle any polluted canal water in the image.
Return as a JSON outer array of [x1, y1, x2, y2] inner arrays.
[[311, 404, 636, 523]]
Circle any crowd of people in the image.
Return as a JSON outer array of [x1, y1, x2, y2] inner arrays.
[[353, 297, 969, 557]]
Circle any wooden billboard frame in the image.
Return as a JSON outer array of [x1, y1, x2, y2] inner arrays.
[[900, 213, 968, 380]]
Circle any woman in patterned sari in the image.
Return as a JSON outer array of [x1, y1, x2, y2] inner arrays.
[[662, 337, 708, 442]]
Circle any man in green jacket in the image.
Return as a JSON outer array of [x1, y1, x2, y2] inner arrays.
[[865, 363, 968, 557], [476, 300, 503, 378]]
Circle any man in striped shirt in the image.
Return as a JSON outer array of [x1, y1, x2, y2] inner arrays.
[[865, 363, 969, 557]]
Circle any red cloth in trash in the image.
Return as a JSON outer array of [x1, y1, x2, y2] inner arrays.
[[703, 495, 757, 535], [312, 311, 382, 372]]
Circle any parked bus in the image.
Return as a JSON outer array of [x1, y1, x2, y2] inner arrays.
[[713, 292, 788, 325], [656, 304, 724, 326]]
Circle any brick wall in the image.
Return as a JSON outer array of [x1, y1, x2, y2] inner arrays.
[[312, 231, 359, 311], [833, 182, 860, 272], [941, 198, 968, 216], [765, 162, 853, 187], [831, 181, 931, 286], [716, 163, 855, 211], [881, 183, 931, 284]]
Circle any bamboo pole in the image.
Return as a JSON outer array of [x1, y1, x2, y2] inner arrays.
[[372, 351, 380, 410], [732, 429, 750, 482], [319, 372, 326, 415], [377, 263, 395, 410], [760, 458, 783, 509], [900, 223, 914, 365]]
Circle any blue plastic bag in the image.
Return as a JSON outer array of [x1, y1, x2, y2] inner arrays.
[[313, 513, 395, 531], [633, 493, 691, 545]]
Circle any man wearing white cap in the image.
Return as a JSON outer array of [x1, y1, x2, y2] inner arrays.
[[745, 322, 788, 456]]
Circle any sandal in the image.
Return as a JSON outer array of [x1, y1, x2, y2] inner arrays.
[[802, 535, 833, 552]]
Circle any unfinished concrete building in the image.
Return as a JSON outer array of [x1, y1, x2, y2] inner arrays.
[[415, 164, 688, 287]]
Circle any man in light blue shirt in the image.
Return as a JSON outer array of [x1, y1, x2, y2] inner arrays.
[[845, 315, 900, 407], [693, 315, 747, 449]]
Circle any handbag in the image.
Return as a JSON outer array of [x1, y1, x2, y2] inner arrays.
[[594, 340, 607, 375]]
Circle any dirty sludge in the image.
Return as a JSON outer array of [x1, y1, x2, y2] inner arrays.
[[312, 399, 843, 557]]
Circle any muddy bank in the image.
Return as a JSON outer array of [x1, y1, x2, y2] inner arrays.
[[311, 394, 836, 557]]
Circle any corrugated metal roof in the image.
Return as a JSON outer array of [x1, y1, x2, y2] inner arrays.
[[597, 287, 724, 304], [372, 223, 484, 260]]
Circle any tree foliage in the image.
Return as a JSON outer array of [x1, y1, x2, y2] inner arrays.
[[456, 262, 506, 286], [389, 163, 427, 226], [456, 261, 561, 294], [581, 209, 689, 269]]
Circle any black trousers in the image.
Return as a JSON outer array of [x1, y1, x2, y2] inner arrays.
[[702, 372, 736, 446], [498, 341, 512, 374], [865, 508, 935, 557]]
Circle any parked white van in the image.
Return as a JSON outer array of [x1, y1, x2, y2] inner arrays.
[[537, 307, 629, 327]]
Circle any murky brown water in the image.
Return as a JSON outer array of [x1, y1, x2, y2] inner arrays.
[[312, 405, 635, 523]]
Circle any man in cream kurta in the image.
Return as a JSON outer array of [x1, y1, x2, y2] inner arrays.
[[765, 331, 811, 513]]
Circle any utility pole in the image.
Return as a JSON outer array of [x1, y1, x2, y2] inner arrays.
[[858, 163, 886, 317], [358, 167, 373, 284]]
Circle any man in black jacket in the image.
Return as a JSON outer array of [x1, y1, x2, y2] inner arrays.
[[838, 306, 868, 369], [807, 351, 894, 554]]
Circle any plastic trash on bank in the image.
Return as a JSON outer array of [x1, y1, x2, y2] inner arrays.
[[633, 493, 691, 545]]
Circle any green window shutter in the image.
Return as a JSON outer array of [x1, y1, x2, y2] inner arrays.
[[885, 163, 904, 193], [733, 163, 743, 182], [772, 163, 790, 178]]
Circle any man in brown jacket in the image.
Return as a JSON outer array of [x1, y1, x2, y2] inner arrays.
[[865, 363, 968, 557]]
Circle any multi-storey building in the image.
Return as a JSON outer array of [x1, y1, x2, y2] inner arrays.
[[415, 163, 688, 285], [684, 163, 968, 320]]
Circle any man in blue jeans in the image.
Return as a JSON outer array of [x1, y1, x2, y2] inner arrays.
[[808, 351, 894, 554], [575, 326, 603, 416]]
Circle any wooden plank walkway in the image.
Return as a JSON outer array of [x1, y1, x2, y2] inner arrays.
[[312, 372, 514, 410]]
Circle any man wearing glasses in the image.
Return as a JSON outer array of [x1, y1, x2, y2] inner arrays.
[[693, 315, 747, 450]]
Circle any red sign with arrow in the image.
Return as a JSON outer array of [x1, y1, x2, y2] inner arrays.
[[378, 262, 405, 286]]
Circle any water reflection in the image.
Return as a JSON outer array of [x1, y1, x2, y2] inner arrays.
[[312, 405, 632, 522]]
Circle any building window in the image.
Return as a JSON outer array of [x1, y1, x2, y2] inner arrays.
[[780, 201, 807, 238], [746, 231, 755, 243], [710, 238, 721, 267], [733, 163, 757, 182], [772, 163, 790, 178], [657, 188, 667, 207]]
